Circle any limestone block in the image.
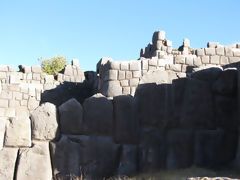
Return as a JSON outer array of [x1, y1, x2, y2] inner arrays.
[[28, 96, 39, 111], [175, 55, 185, 64], [117, 145, 137, 176], [129, 78, 139, 86], [225, 47, 233, 56], [122, 87, 130, 94], [142, 60, 148, 70], [120, 80, 129, 87], [207, 42, 219, 48], [167, 47, 172, 54], [220, 56, 229, 65], [210, 55, 220, 64], [216, 47, 225, 56], [205, 48, 216, 55], [153, 31, 165, 41], [166, 40, 172, 47], [201, 56, 210, 64], [118, 70, 125, 80], [72, 59, 79, 66], [120, 62, 129, 70], [125, 71, 133, 79], [5, 117, 31, 147], [109, 61, 120, 70], [30, 102, 58, 140], [0, 72, 7, 79], [193, 57, 202, 66], [45, 75, 54, 83], [83, 93, 113, 135], [63, 65, 73, 76], [0, 65, 8, 72], [184, 38, 190, 47], [0, 148, 18, 180], [169, 64, 182, 72], [196, 48, 205, 56], [113, 95, 139, 144], [29, 87, 36, 97], [0, 118, 6, 149], [16, 141, 52, 180], [185, 56, 194, 66], [129, 61, 141, 71], [149, 59, 158, 66], [58, 98, 83, 134], [8, 66, 14, 72], [229, 57, 240, 63], [31, 65, 42, 73], [166, 130, 194, 169], [33, 73, 41, 80], [104, 70, 118, 81], [50, 135, 120, 179], [131, 87, 136, 96], [26, 73, 32, 80], [0, 99, 8, 108], [233, 49, 240, 57], [139, 129, 166, 171], [156, 40, 163, 50], [133, 71, 141, 78], [100, 81, 122, 97]]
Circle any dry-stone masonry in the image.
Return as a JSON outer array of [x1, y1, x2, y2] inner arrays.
[[0, 31, 240, 179]]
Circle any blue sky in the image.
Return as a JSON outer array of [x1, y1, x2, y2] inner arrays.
[[0, 0, 239, 71]]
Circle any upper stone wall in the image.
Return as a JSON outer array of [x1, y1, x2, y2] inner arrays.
[[97, 31, 240, 97]]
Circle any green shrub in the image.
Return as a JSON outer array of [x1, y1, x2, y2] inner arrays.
[[38, 55, 67, 75]]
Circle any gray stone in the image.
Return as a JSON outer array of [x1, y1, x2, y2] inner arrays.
[[205, 48, 216, 55], [185, 56, 194, 66], [229, 56, 240, 63], [16, 141, 52, 180], [212, 69, 237, 95], [193, 57, 202, 66], [31, 65, 42, 73], [201, 56, 210, 64], [59, 98, 83, 134], [120, 80, 129, 87], [109, 61, 120, 70], [129, 78, 139, 86], [83, 93, 113, 136], [152, 31, 165, 43], [142, 60, 149, 70], [156, 40, 163, 50], [166, 40, 172, 47], [216, 47, 225, 55], [100, 81, 122, 97], [129, 61, 141, 71], [133, 71, 141, 78], [196, 48, 205, 56], [210, 55, 220, 64], [191, 67, 222, 83], [122, 87, 130, 94], [117, 145, 138, 176], [50, 135, 120, 179], [125, 71, 132, 79], [63, 65, 73, 76], [180, 79, 215, 129], [5, 117, 31, 147], [31, 102, 59, 140], [104, 70, 118, 81], [0, 148, 18, 180], [220, 56, 229, 65], [113, 95, 139, 144], [166, 130, 194, 169], [28, 96, 39, 111], [118, 71, 125, 80], [0, 118, 6, 150], [120, 62, 129, 70], [139, 128, 166, 171], [169, 64, 182, 72], [225, 47, 233, 56], [175, 55, 185, 64]]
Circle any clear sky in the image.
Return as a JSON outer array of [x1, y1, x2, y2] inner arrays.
[[0, 0, 239, 71]]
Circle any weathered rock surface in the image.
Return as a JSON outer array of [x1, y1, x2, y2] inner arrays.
[[117, 145, 138, 176], [83, 93, 113, 136], [30, 102, 59, 140], [5, 117, 31, 147], [113, 95, 139, 144], [59, 98, 83, 134], [50, 135, 120, 179], [0, 118, 6, 150], [16, 141, 52, 180], [100, 80, 122, 97], [166, 130, 194, 169], [139, 128, 166, 171], [191, 67, 222, 82], [0, 148, 18, 180]]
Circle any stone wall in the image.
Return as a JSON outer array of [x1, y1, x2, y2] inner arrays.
[[97, 31, 240, 97], [0, 59, 85, 118]]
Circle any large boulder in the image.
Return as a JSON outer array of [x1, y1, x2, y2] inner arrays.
[[5, 117, 31, 147], [166, 130, 194, 169], [191, 67, 222, 83], [212, 69, 238, 95], [16, 141, 52, 180], [180, 78, 215, 129], [30, 102, 59, 140], [59, 98, 83, 134], [113, 95, 139, 144], [134, 83, 173, 129], [0, 148, 18, 180], [117, 145, 138, 177], [50, 135, 120, 179], [83, 93, 113, 136], [138, 128, 166, 172], [194, 129, 238, 168], [100, 80, 122, 97]]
